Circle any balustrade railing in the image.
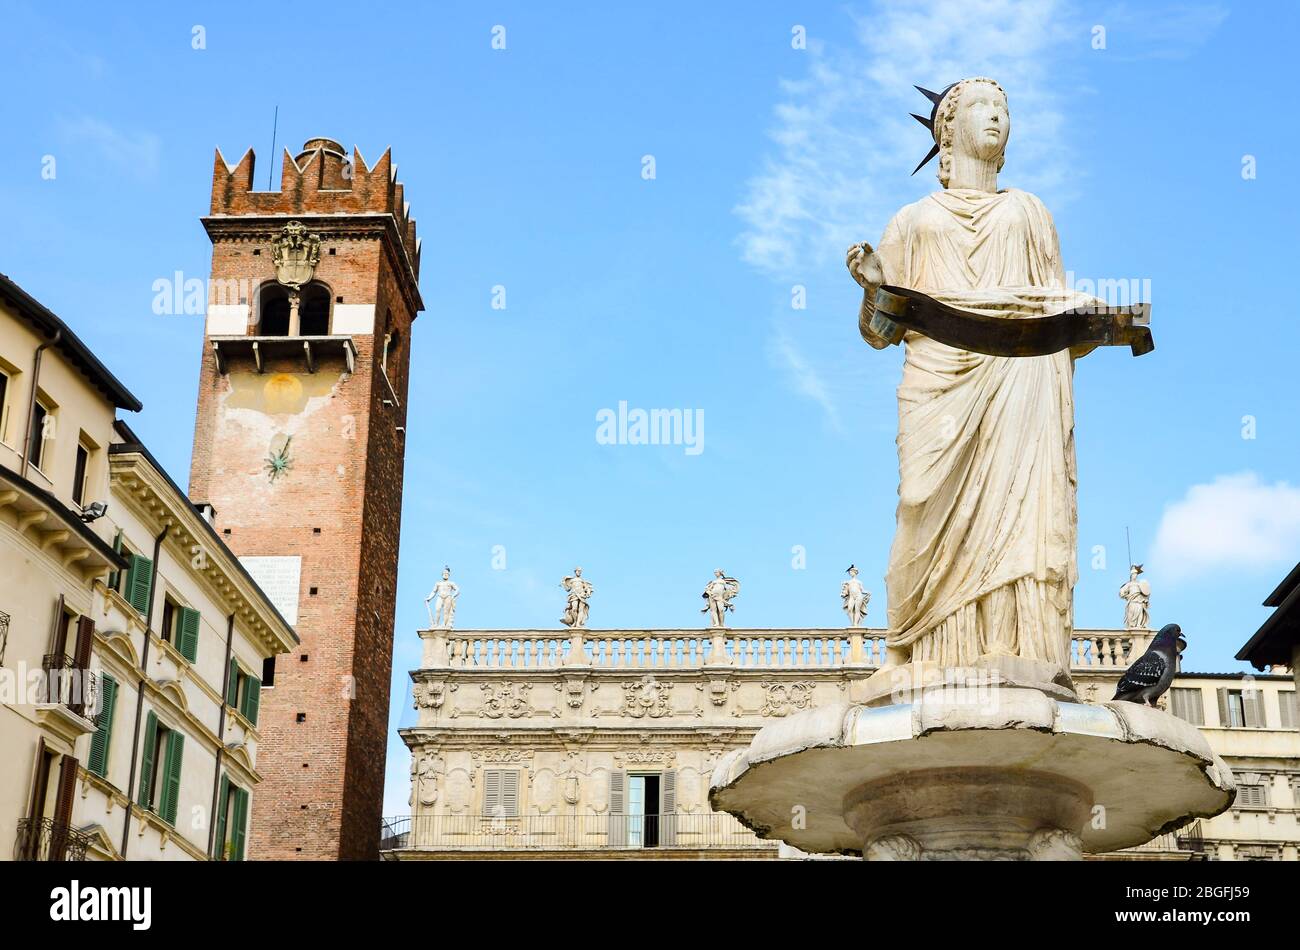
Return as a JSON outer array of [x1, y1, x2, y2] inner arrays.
[[423, 628, 1149, 674], [381, 813, 777, 852]]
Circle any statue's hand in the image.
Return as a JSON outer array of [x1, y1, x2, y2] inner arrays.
[[846, 241, 884, 290]]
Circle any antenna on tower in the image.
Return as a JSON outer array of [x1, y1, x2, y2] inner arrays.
[[267, 105, 279, 190]]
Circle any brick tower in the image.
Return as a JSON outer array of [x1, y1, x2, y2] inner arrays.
[[188, 137, 421, 860]]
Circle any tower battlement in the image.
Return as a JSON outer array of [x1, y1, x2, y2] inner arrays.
[[211, 138, 420, 280]]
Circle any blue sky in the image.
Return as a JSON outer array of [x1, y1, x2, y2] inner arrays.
[[2, 1, 1297, 817]]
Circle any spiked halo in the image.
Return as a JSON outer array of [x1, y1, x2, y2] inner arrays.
[[910, 82, 958, 175]]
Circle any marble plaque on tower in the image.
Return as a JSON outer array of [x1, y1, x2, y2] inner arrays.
[[240, 555, 302, 626]]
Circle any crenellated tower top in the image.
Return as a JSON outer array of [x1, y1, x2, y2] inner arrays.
[[209, 137, 421, 287]]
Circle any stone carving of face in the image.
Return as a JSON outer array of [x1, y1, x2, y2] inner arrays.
[[442, 568, 451, 580], [953, 83, 1009, 162]]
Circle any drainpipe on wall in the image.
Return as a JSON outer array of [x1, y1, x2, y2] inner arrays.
[[206, 612, 236, 860], [119, 522, 169, 859], [20, 329, 61, 480]]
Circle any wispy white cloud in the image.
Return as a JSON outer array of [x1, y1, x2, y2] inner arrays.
[[768, 327, 843, 432], [735, 0, 1227, 428], [1096, 3, 1230, 60], [1151, 472, 1300, 581], [736, 0, 1076, 280], [57, 116, 161, 179]]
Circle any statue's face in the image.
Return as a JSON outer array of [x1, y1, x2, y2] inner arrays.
[[442, 569, 450, 580], [953, 83, 1009, 161]]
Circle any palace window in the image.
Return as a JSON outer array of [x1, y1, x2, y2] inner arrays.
[[213, 775, 249, 861], [1169, 687, 1205, 725], [1281, 691, 1296, 729], [71, 441, 89, 506], [29, 399, 52, 472], [482, 769, 519, 819], [226, 660, 261, 725], [1218, 688, 1267, 728], [609, 770, 677, 848], [0, 367, 10, 443], [86, 673, 119, 778], [137, 711, 185, 825]]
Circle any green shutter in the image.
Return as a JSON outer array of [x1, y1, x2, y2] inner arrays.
[[241, 677, 261, 726], [159, 732, 184, 825], [108, 530, 124, 591], [231, 786, 249, 861], [226, 659, 239, 706], [87, 674, 117, 777], [137, 711, 159, 807], [178, 607, 201, 663], [126, 554, 153, 614], [213, 775, 230, 860]]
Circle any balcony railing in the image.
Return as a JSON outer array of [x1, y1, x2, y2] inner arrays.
[[381, 813, 779, 853], [422, 629, 1152, 673], [14, 817, 93, 861], [40, 654, 99, 723]]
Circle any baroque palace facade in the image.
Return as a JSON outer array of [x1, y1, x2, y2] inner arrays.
[[389, 625, 1300, 861]]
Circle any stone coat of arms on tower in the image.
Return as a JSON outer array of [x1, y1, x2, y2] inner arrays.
[[271, 221, 322, 290]]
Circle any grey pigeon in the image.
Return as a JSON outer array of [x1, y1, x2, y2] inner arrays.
[[1112, 623, 1184, 705]]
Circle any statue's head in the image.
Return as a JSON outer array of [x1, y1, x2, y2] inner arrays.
[[934, 77, 1008, 187], [847, 564, 859, 577], [574, 566, 583, 576], [442, 566, 451, 580], [714, 569, 725, 578]]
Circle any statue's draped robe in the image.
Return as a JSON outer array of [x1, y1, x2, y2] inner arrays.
[[876, 188, 1090, 669]]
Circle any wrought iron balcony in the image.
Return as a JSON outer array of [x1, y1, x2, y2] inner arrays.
[[380, 813, 779, 854], [40, 654, 99, 724], [14, 817, 93, 861]]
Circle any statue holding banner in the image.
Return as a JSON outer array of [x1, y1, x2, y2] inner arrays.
[[846, 77, 1152, 673]]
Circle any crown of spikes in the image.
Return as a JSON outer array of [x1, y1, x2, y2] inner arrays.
[[910, 82, 958, 175]]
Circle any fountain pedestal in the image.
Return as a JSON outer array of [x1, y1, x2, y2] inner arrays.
[[709, 678, 1235, 861]]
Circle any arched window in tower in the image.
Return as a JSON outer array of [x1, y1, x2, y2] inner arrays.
[[299, 282, 332, 336], [258, 283, 291, 336]]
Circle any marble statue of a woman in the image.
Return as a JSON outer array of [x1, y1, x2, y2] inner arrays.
[[847, 77, 1111, 673]]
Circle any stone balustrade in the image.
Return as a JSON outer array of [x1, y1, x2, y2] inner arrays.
[[418, 627, 1152, 673]]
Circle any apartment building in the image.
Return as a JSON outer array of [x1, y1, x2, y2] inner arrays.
[[0, 272, 296, 860]]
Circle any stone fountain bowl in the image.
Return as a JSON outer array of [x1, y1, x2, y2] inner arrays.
[[708, 688, 1235, 857]]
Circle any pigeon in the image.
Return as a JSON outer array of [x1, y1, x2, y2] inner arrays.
[[1112, 623, 1184, 706]]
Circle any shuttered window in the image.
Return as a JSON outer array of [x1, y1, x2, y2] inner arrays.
[[483, 769, 519, 817], [1243, 689, 1267, 728], [158, 731, 185, 825], [661, 769, 678, 846], [137, 711, 159, 807], [1281, 692, 1297, 730], [177, 607, 201, 663], [108, 530, 124, 592], [124, 554, 153, 614], [226, 658, 240, 706], [1169, 687, 1205, 725], [87, 674, 118, 777], [137, 711, 183, 823], [1237, 783, 1268, 808], [1217, 688, 1247, 728], [213, 775, 230, 859], [230, 785, 249, 861], [607, 770, 627, 846], [240, 675, 261, 726]]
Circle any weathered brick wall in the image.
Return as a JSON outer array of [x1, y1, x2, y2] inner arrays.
[[189, 140, 420, 860]]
